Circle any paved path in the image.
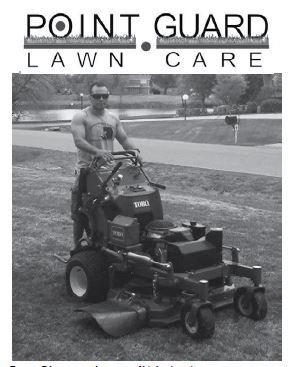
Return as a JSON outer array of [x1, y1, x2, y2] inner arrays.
[[12, 130, 281, 178]]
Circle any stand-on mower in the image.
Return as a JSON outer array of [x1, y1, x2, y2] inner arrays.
[[55, 150, 267, 339]]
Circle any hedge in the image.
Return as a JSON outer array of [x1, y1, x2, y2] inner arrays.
[[260, 99, 282, 113]]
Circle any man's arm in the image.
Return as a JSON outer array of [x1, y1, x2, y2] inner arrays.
[[115, 118, 143, 164], [115, 119, 139, 151], [71, 112, 113, 162]]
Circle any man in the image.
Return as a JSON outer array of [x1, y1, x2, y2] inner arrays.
[[71, 81, 141, 250]]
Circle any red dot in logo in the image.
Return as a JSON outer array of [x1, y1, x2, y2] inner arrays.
[[56, 21, 66, 31], [141, 42, 151, 51]]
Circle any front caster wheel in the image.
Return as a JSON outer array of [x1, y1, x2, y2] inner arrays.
[[181, 304, 215, 339], [234, 287, 267, 320]]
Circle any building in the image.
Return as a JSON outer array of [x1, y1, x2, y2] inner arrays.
[[124, 75, 151, 95]]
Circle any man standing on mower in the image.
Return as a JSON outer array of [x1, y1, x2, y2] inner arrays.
[[70, 81, 142, 250]]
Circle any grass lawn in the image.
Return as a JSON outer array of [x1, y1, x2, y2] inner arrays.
[[50, 117, 281, 146], [122, 118, 282, 146], [12, 146, 282, 361]]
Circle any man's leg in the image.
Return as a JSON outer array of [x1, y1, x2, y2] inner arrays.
[[71, 172, 85, 249], [73, 218, 84, 248]]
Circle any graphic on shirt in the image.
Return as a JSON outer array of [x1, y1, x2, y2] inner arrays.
[[87, 122, 115, 150]]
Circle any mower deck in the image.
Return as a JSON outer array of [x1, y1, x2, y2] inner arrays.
[[75, 281, 237, 337]]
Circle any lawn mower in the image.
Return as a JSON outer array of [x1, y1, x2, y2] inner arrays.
[[55, 150, 267, 339]]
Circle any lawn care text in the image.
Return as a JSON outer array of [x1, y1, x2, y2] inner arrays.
[[27, 51, 263, 69]]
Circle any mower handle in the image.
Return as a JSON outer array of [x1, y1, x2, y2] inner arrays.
[[112, 152, 166, 190], [90, 150, 139, 169], [112, 150, 141, 166], [111, 150, 137, 157], [90, 150, 166, 190]]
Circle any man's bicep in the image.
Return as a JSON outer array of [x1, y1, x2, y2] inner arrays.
[[71, 114, 86, 141], [115, 121, 128, 144]]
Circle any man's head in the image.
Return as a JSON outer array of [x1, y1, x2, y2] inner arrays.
[[89, 81, 110, 112]]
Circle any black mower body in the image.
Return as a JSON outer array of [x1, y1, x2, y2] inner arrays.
[[63, 151, 267, 339]]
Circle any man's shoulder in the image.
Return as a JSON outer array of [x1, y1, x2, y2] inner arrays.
[[71, 108, 87, 123], [73, 108, 87, 119], [104, 109, 120, 124]]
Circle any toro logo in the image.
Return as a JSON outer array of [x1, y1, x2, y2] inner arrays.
[[112, 227, 124, 241], [133, 200, 150, 209]]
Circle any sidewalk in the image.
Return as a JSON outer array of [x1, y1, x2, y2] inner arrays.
[[12, 129, 282, 178]]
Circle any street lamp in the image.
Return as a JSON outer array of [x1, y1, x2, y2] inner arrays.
[[181, 94, 189, 120], [80, 93, 84, 109]]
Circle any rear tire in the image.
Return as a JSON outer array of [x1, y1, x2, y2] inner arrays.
[[181, 304, 215, 339], [66, 250, 109, 302]]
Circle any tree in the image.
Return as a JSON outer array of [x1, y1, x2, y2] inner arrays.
[[12, 74, 55, 110], [211, 75, 248, 105], [150, 74, 177, 94], [111, 75, 130, 92], [47, 74, 68, 93], [111, 75, 130, 106], [273, 73, 282, 96], [66, 74, 116, 94], [180, 75, 216, 105], [256, 73, 282, 102], [239, 75, 264, 103]]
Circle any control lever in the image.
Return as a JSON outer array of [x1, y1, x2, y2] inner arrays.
[[101, 162, 123, 192], [140, 167, 166, 190]]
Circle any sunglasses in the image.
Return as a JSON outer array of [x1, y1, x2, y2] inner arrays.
[[91, 93, 109, 100]]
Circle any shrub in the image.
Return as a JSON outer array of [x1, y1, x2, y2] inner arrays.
[[230, 105, 239, 114], [246, 101, 258, 113], [238, 104, 247, 113], [151, 88, 161, 95], [256, 85, 277, 103], [187, 99, 204, 108], [260, 98, 282, 113], [213, 105, 230, 115]]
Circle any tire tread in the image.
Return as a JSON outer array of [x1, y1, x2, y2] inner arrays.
[[66, 250, 109, 302]]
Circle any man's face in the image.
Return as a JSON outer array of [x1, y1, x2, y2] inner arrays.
[[90, 85, 109, 111]]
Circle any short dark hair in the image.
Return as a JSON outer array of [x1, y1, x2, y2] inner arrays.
[[89, 81, 108, 95]]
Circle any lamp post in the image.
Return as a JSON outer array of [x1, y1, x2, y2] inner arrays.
[[80, 93, 84, 109], [181, 94, 189, 121]]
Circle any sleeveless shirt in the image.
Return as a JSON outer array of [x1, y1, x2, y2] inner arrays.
[[74, 107, 119, 169]]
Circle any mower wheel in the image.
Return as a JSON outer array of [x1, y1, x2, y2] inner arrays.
[[181, 304, 215, 339], [66, 250, 109, 302], [234, 287, 267, 320]]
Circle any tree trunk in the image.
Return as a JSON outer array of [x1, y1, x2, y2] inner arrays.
[[201, 94, 206, 106]]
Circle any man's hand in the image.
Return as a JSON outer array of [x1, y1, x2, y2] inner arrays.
[[135, 151, 143, 166], [95, 150, 114, 164]]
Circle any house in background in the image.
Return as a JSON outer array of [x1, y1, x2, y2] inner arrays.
[[124, 75, 151, 95]]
